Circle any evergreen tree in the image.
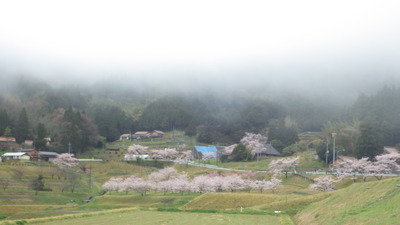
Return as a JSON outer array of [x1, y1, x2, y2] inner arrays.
[[268, 119, 299, 147], [0, 110, 10, 136], [356, 119, 384, 160], [231, 143, 253, 161], [3, 126, 12, 137], [15, 108, 29, 143], [34, 123, 48, 151]]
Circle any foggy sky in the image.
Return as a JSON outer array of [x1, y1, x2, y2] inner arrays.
[[1, 0, 400, 102]]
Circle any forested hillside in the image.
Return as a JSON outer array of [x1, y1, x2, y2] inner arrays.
[[1, 75, 400, 159]]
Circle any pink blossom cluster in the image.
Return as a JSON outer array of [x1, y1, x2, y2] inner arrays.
[[240, 132, 268, 155], [334, 152, 400, 181], [149, 148, 179, 160], [102, 167, 282, 195], [53, 153, 78, 169], [127, 144, 149, 155]]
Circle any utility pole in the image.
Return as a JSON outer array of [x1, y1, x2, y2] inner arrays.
[[68, 142, 71, 154], [325, 139, 329, 172], [332, 133, 336, 164]]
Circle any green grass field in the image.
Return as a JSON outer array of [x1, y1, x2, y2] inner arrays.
[[25, 210, 284, 225], [1, 146, 400, 225], [294, 177, 400, 225]]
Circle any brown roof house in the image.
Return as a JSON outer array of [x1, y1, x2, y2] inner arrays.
[[150, 130, 165, 138], [132, 131, 150, 139]]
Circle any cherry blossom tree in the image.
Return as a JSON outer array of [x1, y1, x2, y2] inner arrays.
[[219, 144, 237, 162], [169, 176, 191, 194], [129, 177, 153, 196], [309, 175, 343, 192], [53, 153, 78, 169], [268, 175, 283, 193], [240, 132, 268, 156], [220, 174, 245, 192], [174, 150, 193, 166], [127, 144, 149, 155], [268, 156, 300, 178], [149, 167, 180, 182], [334, 157, 371, 182], [334, 152, 400, 182], [374, 152, 400, 174], [191, 175, 218, 193], [102, 177, 124, 192], [150, 148, 178, 160]]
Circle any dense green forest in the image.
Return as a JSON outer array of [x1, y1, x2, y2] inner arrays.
[[1, 76, 399, 159]]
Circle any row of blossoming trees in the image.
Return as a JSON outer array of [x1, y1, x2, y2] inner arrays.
[[125, 144, 192, 162], [309, 152, 400, 191], [102, 167, 282, 196]]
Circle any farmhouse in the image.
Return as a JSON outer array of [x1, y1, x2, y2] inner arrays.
[[263, 143, 282, 156], [16, 149, 59, 161], [38, 151, 59, 161], [1, 152, 30, 161], [119, 133, 132, 140], [0, 137, 16, 143], [150, 130, 165, 138], [132, 131, 150, 139]]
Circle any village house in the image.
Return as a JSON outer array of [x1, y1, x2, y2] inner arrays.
[[1, 152, 30, 161], [132, 131, 150, 139], [150, 130, 165, 138], [0, 137, 16, 143], [119, 134, 132, 141], [15, 149, 59, 162]]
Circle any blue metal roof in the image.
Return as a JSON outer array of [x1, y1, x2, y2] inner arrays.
[[195, 146, 217, 158]]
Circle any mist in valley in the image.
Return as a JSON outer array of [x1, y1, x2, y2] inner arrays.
[[1, 0, 400, 153]]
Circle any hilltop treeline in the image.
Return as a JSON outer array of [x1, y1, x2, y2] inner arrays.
[[1, 76, 399, 157]]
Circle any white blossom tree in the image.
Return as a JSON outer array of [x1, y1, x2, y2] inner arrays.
[[309, 175, 343, 192], [127, 144, 149, 155], [220, 174, 245, 192], [174, 150, 193, 166], [102, 177, 124, 192], [150, 148, 178, 160], [191, 175, 218, 193], [334, 157, 371, 182], [53, 153, 78, 169], [334, 152, 400, 182], [268, 156, 300, 178], [240, 132, 268, 156], [149, 167, 180, 182], [374, 152, 400, 175], [219, 144, 237, 161]]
